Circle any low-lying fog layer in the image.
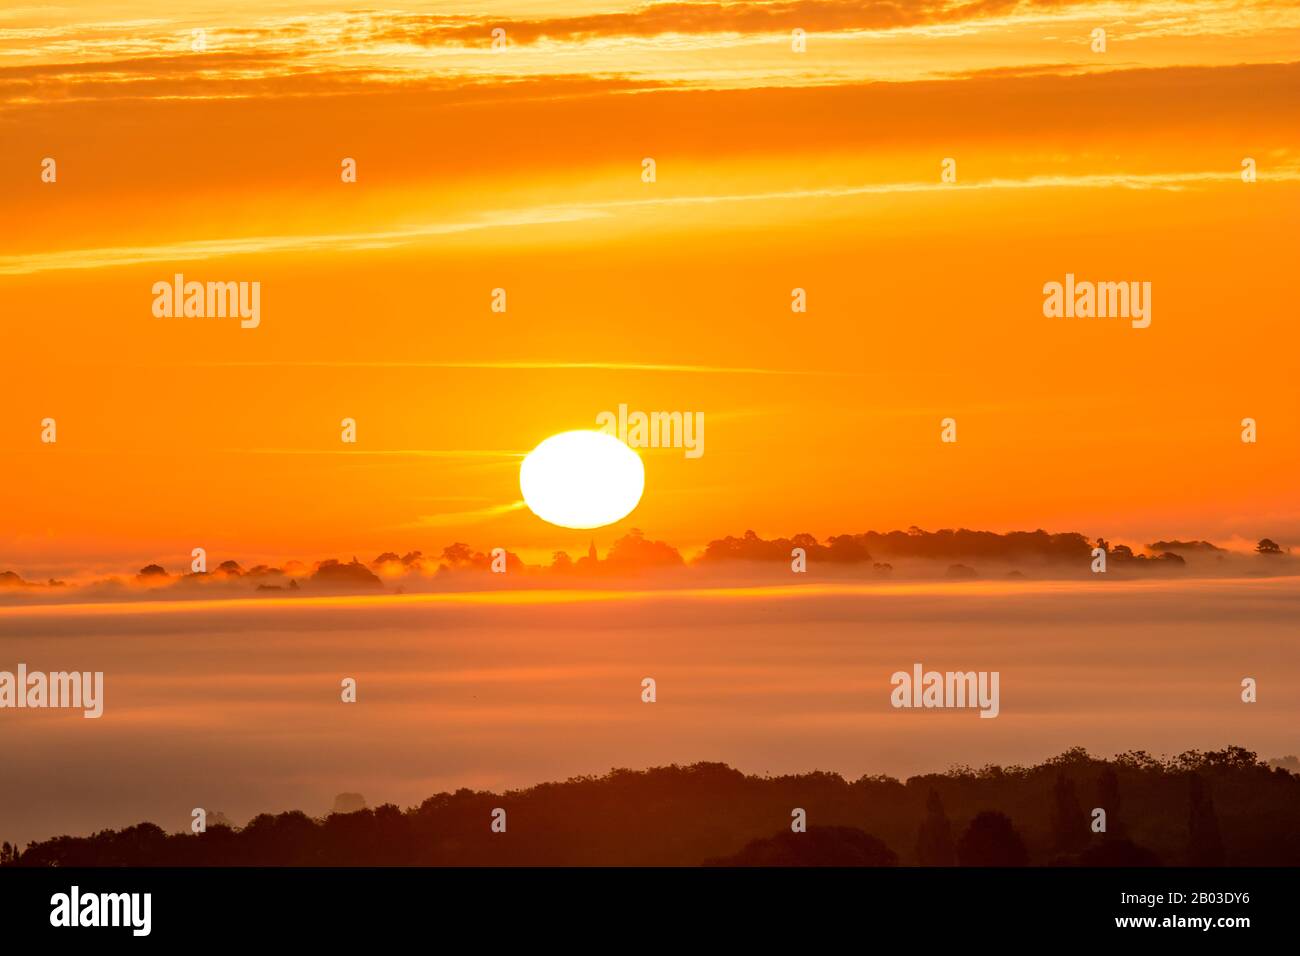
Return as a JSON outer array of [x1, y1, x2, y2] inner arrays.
[[1, 577, 1295, 845]]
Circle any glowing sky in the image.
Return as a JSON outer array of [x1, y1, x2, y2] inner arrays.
[[1, 1, 1297, 576]]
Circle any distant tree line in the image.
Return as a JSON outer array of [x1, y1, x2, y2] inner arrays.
[[4, 747, 1293, 867]]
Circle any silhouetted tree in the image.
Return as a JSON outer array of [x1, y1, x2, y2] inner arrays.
[[825, 535, 871, 562], [957, 811, 1028, 866], [605, 529, 683, 568], [332, 793, 367, 814], [915, 789, 956, 865], [440, 543, 477, 566], [1051, 773, 1088, 855], [1187, 774, 1225, 865], [1256, 538, 1282, 555], [1095, 767, 1126, 839], [309, 558, 384, 590]]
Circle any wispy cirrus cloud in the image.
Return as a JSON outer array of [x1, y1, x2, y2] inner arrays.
[[216, 448, 525, 458], [2, 166, 1294, 277], [373, 0, 1038, 45], [2, 0, 1297, 104], [198, 361, 836, 376], [0, 205, 605, 276], [410, 501, 528, 527]]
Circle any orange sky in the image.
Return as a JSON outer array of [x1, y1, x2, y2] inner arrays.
[[1, 0, 1297, 577]]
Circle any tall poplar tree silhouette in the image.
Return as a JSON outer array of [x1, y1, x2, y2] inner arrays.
[[1095, 766, 1127, 840], [915, 789, 956, 865], [1051, 773, 1088, 854], [1187, 774, 1226, 865]]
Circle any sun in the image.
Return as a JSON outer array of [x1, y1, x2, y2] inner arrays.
[[519, 431, 645, 529]]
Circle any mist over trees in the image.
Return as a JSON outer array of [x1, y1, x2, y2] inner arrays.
[[3, 527, 1295, 606], [698, 528, 1096, 564]]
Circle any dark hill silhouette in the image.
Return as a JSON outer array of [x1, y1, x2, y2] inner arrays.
[[4, 747, 1296, 867], [706, 826, 897, 866], [1077, 839, 1162, 867]]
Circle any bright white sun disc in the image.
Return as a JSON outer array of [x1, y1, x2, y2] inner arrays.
[[519, 430, 644, 529]]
